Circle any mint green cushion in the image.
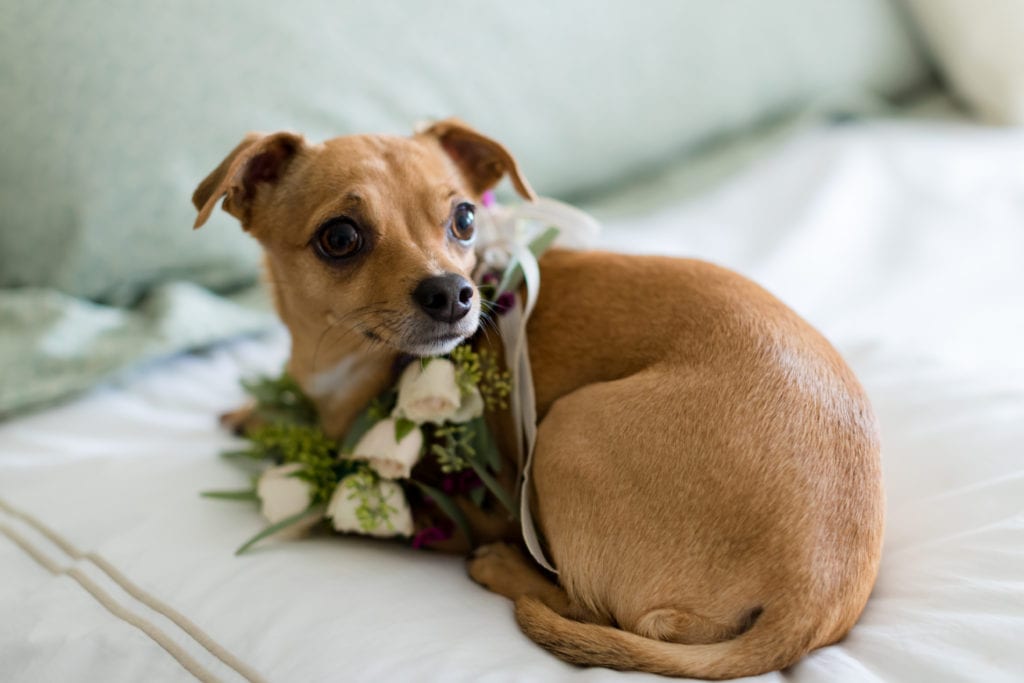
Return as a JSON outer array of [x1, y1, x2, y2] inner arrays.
[[0, 0, 930, 413]]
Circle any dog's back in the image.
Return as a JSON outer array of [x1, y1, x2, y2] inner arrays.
[[520, 249, 883, 678]]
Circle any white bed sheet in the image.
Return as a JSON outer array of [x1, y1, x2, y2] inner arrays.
[[2, 118, 1023, 682]]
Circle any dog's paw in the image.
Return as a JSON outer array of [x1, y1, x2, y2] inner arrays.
[[467, 542, 530, 596], [471, 541, 525, 561], [219, 402, 259, 435]]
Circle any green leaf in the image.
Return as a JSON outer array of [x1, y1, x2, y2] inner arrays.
[[410, 480, 473, 546], [235, 505, 322, 555], [366, 389, 398, 421], [220, 449, 264, 461], [496, 226, 560, 296], [240, 373, 319, 425], [340, 407, 381, 454], [465, 458, 518, 520], [528, 225, 561, 257], [332, 458, 365, 480], [201, 489, 259, 502], [469, 485, 486, 507], [394, 417, 418, 442], [469, 417, 501, 473]]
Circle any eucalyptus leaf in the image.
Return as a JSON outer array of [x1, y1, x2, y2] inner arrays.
[[235, 505, 323, 555], [496, 226, 560, 296], [410, 480, 473, 546], [529, 225, 561, 256], [469, 485, 486, 507], [469, 417, 501, 473], [466, 458, 517, 520], [395, 417, 418, 442], [201, 489, 259, 502]]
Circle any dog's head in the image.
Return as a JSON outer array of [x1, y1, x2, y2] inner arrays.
[[192, 119, 534, 358]]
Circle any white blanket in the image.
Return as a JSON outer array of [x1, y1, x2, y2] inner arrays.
[[3, 118, 1023, 681]]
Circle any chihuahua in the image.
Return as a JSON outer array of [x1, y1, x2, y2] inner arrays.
[[193, 119, 883, 679]]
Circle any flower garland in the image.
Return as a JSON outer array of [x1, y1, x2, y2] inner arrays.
[[203, 219, 561, 555]]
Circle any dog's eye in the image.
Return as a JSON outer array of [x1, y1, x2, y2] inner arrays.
[[450, 202, 475, 244], [313, 218, 363, 261]]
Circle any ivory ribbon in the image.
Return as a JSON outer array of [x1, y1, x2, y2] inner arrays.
[[486, 196, 600, 574], [498, 243, 555, 573]]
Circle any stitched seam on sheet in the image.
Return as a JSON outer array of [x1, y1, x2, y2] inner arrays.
[[0, 498, 267, 683], [0, 522, 217, 683]]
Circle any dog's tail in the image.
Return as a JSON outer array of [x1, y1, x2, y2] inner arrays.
[[515, 596, 811, 680]]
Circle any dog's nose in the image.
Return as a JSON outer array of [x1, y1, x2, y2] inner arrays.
[[413, 274, 474, 323]]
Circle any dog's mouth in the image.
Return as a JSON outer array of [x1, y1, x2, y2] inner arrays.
[[359, 308, 480, 358], [404, 331, 469, 356], [401, 316, 479, 357]]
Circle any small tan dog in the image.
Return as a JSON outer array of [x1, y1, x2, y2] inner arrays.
[[193, 120, 883, 679]]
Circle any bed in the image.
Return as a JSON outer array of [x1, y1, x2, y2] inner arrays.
[[2, 114, 1022, 681]]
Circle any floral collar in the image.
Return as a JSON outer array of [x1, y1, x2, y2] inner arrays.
[[203, 193, 600, 568]]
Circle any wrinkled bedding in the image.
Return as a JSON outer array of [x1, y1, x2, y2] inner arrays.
[[2, 118, 1023, 682]]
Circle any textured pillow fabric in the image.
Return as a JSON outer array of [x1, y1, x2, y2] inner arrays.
[[0, 285, 274, 417], [0, 0, 931, 415], [1, 0, 929, 304], [905, 0, 1024, 124]]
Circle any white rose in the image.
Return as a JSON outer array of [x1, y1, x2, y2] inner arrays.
[[256, 463, 313, 524], [451, 384, 484, 423], [394, 358, 484, 424], [348, 417, 424, 479], [327, 472, 414, 537]]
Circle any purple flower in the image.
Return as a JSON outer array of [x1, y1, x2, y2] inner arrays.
[[481, 190, 497, 208], [495, 291, 516, 315], [411, 525, 452, 549], [441, 469, 483, 495]]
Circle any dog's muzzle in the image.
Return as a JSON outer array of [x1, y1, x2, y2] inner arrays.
[[412, 273, 474, 324]]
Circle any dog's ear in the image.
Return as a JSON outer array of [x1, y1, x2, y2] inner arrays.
[[419, 118, 536, 201], [192, 132, 306, 229]]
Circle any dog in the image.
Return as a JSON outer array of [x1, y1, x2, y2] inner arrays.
[[192, 119, 883, 679]]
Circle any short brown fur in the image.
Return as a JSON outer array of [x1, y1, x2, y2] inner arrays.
[[193, 120, 883, 679]]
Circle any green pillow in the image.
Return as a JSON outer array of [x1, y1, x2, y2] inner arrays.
[[0, 0, 930, 415], [1, 0, 929, 304]]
